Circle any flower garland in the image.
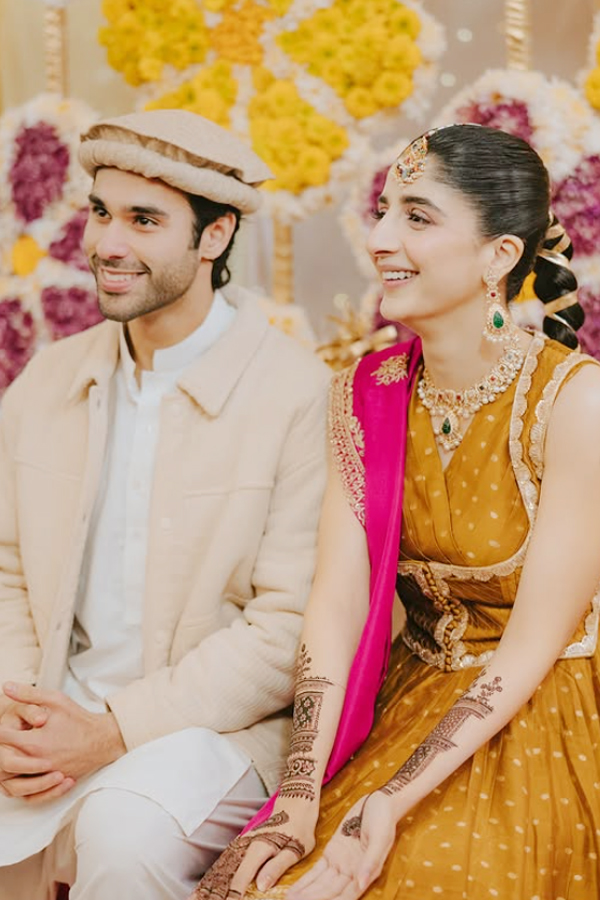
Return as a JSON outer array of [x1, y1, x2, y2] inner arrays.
[[0, 94, 103, 391], [99, 0, 444, 221], [583, 12, 600, 111]]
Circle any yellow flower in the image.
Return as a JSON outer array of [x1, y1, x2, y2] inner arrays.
[[264, 0, 294, 13], [210, 0, 274, 66], [385, 34, 422, 72], [146, 61, 237, 127], [389, 6, 421, 38], [138, 57, 164, 82], [585, 68, 600, 110], [297, 146, 331, 187], [11, 235, 46, 277], [344, 86, 379, 118], [203, 0, 234, 10], [252, 66, 275, 93], [372, 71, 413, 107], [100, 0, 209, 85], [276, 0, 423, 116]]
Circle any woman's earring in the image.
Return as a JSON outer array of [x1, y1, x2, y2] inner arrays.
[[483, 273, 512, 343]]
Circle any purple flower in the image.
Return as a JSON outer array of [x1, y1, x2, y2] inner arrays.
[[577, 285, 600, 360], [10, 123, 70, 223], [49, 209, 91, 272], [41, 286, 103, 340], [454, 99, 534, 144], [552, 156, 600, 258], [0, 300, 36, 392]]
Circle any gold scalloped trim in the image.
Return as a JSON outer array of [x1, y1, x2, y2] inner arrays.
[[530, 352, 600, 479], [328, 361, 365, 525], [399, 334, 600, 668]]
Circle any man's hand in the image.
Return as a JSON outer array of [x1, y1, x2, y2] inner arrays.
[[0, 682, 127, 803]]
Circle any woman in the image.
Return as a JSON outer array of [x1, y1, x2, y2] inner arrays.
[[193, 124, 600, 900]]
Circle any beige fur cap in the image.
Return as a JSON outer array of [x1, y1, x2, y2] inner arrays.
[[79, 109, 273, 213]]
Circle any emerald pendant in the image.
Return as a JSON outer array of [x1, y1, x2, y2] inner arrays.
[[441, 417, 452, 435], [493, 310, 505, 329]]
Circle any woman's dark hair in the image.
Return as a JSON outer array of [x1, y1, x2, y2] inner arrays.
[[185, 193, 242, 291], [426, 124, 584, 348]]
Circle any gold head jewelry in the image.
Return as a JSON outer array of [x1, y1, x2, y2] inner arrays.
[[393, 135, 429, 185]]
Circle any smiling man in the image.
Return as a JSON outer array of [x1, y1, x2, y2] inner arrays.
[[0, 110, 329, 900]]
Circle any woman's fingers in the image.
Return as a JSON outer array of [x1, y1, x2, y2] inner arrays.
[[289, 866, 351, 900], [255, 847, 305, 893], [226, 840, 273, 898], [288, 855, 328, 895]]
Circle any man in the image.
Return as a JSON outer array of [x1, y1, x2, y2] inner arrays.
[[0, 109, 330, 899]]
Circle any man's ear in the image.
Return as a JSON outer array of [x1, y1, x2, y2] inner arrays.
[[198, 212, 238, 261]]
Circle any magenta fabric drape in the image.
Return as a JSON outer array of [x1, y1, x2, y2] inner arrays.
[[244, 337, 422, 830]]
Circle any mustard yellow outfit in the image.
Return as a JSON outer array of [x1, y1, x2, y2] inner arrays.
[[253, 335, 600, 900]]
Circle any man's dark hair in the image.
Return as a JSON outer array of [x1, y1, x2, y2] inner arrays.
[[186, 193, 242, 291]]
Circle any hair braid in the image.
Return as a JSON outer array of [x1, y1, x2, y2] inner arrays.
[[533, 213, 584, 349]]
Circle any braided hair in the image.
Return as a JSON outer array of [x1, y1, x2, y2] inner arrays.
[[426, 124, 584, 348], [532, 214, 584, 349]]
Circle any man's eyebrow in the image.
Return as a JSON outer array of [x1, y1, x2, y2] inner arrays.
[[87, 194, 170, 218]]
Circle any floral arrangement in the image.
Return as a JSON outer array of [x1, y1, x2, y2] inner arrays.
[[583, 12, 600, 111], [336, 72, 600, 359], [0, 94, 102, 391], [432, 69, 600, 357], [99, 0, 445, 221]]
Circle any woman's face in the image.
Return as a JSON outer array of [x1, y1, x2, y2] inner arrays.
[[367, 157, 496, 330]]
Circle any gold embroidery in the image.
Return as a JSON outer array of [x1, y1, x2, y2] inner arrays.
[[328, 362, 365, 525], [371, 353, 409, 386], [399, 334, 600, 669], [530, 353, 600, 480]]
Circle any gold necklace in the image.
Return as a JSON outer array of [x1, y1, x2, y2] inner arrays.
[[417, 343, 525, 452]]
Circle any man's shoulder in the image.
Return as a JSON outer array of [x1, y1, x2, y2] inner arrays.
[[224, 285, 331, 396], [3, 321, 118, 407]]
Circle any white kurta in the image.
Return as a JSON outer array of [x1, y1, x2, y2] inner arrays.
[[0, 293, 260, 867]]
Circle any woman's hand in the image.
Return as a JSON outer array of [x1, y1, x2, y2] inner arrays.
[[191, 805, 317, 899], [287, 792, 397, 900]]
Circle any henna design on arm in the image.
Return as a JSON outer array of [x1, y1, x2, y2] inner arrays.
[[341, 813, 363, 840], [249, 811, 290, 831], [279, 644, 334, 802], [379, 674, 503, 797]]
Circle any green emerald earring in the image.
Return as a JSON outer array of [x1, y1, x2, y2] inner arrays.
[[483, 274, 511, 343]]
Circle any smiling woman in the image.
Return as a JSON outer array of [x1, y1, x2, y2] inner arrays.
[[192, 124, 600, 900]]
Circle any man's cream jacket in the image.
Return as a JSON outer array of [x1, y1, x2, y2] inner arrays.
[[0, 288, 330, 793]]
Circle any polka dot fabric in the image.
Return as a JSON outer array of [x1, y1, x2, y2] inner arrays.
[[247, 338, 600, 899]]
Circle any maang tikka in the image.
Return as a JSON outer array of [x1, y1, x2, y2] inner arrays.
[[393, 133, 430, 185], [483, 271, 513, 343]]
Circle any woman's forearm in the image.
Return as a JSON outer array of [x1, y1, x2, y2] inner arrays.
[[278, 587, 368, 808]]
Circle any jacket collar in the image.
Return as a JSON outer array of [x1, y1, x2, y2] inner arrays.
[[67, 320, 121, 402], [177, 285, 269, 416], [66, 286, 269, 416]]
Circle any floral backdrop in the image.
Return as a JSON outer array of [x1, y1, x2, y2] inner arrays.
[[339, 68, 600, 359], [0, 94, 101, 391], [99, 0, 445, 221]]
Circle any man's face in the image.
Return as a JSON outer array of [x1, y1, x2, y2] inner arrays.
[[83, 168, 201, 323]]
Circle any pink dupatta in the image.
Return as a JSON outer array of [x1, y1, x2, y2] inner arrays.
[[245, 336, 422, 829]]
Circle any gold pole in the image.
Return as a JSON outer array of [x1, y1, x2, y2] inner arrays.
[[505, 0, 531, 71], [43, 5, 68, 96], [272, 217, 294, 305]]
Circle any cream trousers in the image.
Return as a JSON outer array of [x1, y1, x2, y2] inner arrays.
[[0, 767, 266, 900]]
